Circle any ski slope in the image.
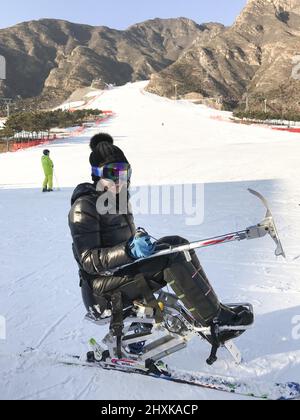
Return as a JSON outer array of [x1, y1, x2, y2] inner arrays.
[[0, 81, 300, 400]]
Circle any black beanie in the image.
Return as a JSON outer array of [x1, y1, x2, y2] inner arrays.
[[89, 133, 130, 182], [89, 133, 129, 168]]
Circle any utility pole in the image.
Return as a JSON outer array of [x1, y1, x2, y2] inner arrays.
[[264, 99, 268, 114], [174, 84, 178, 101], [245, 94, 249, 112], [6, 101, 10, 118]]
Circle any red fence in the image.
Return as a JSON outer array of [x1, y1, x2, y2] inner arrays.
[[11, 135, 57, 152], [95, 115, 114, 125], [272, 127, 300, 133], [9, 112, 114, 152]]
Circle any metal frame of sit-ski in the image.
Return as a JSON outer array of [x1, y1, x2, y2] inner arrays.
[[86, 293, 254, 365], [85, 189, 285, 366]]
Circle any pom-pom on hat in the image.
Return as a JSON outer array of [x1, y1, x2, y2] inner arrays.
[[89, 133, 130, 182]]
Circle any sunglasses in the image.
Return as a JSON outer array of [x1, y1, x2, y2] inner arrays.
[[92, 162, 132, 182]]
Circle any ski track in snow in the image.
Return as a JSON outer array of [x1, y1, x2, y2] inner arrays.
[[34, 302, 82, 349], [0, 81, 300, 400]]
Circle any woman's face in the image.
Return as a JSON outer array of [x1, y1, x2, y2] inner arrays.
[[98, 177, 128, 195]]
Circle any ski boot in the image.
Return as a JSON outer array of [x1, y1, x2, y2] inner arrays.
[[204, 303, 254, 366]]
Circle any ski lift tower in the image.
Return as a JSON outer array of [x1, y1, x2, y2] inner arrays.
[[0, 97, 13, 118], [0, 55, 13, 118]]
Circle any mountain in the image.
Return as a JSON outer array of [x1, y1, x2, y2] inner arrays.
[[147, 0, 300, 110], [1, 2, 300, 111], [0, 18, 212, 106]]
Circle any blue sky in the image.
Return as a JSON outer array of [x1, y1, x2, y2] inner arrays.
[[0, 0, 247, 29]]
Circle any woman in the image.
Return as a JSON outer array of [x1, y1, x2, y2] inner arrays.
[[68, 133, 248, 335]]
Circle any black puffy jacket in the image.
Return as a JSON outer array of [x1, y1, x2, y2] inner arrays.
[[69, 183, 136, 280]]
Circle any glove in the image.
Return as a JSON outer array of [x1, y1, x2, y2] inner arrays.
[[128, 228, 156, 260]]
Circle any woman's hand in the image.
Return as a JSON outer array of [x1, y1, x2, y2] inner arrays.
[[128, 228, 156, 259]]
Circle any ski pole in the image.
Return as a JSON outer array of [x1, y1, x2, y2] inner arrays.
[[150, 189, 285, 259], [119, 230, 255, 270], [54, 171, 61, 191], [112, 189, 285, 272], [118, 226, 277, 272]]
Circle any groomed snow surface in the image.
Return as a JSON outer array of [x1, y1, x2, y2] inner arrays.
[[0, 81, 300, 400]]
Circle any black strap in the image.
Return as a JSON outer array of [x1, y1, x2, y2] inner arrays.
[[110, 291, 124, 359], [109, 274, 163, 358], [79, 270, 83, 288], [136, 273, 164, 323], [206, 324, 220, 366]]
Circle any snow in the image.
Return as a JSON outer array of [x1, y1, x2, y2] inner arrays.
[[60, 100, 86, 109], [85, 90, 103, 98], [56, 90, 105, 111], [0, 81, 300, 400]]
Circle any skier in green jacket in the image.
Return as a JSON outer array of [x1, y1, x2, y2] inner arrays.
[[42, 149, 54, 192]]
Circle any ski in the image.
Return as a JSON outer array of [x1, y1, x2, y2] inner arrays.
[[60, 355, 300, 400], [18, 349, 299, 401]]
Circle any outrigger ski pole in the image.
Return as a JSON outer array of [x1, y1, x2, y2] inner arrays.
[[116, 189, 285, 272]]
